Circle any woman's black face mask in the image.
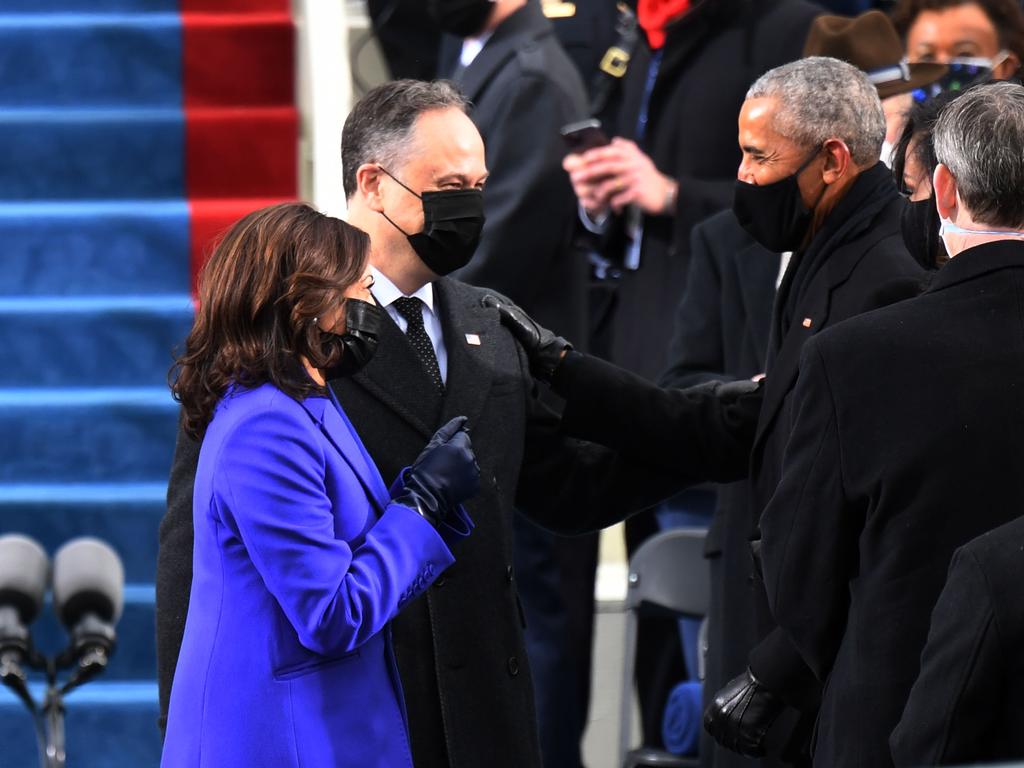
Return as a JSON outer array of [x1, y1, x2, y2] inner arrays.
[[321, 299, 384, 380], [378, 167, 486, 277], [900, 196, 947, 269], [732, 149, 825, 253]]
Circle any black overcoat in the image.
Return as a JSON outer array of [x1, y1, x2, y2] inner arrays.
[[891, 514, 1024, 767], [760, 241, 1024, 768], [156, 277, 757, 768], [596, 0, 820, 380]]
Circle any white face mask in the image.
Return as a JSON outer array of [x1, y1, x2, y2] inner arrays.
[[939, 218, 1024, 256]]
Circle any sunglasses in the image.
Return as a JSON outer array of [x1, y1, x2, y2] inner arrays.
[[909, 52, 1009, 103]]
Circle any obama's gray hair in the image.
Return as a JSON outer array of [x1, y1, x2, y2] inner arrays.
[[746, 57, 886, 166]]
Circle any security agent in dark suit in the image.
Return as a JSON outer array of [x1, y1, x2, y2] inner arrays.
[[758, 81, 1024, 768], [156, 80, 760, 768], [431, 3, 591, 764], [891, 514, 1024, 766], [564, 0, 822, 382], [492, 57, 926, 762]]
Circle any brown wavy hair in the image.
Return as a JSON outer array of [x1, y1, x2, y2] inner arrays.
[[171, 203, 370, 439]]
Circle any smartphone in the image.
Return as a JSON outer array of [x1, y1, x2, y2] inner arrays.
[[560, 119, 610, 153]]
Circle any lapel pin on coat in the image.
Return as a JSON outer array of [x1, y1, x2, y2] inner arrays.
[[465, 333, 482, 346]]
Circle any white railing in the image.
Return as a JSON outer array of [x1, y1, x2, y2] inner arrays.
[[293, 0, 351, 218]]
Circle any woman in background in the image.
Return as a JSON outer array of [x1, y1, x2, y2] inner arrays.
[[162, 202, 478, 768]]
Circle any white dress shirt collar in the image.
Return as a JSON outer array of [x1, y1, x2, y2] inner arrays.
[[370, 267, 436, 315]]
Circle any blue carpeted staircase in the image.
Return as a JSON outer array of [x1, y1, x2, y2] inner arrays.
[[0, 3, 190, 766]]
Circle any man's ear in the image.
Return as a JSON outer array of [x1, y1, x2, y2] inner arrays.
[[821, 139, 851, 184], [357, 164, 386, 212], [933, 163, 958, 221]]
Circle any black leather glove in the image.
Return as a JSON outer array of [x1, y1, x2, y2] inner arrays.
[[481, 294, 572, 382], [393, 416, 481, 528], [704, 668, 786, 757]]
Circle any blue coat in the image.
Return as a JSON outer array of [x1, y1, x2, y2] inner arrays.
[[162, 383, 466, 768]]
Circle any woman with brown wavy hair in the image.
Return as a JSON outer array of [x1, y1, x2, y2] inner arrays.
[[161, 202, 479, 768]]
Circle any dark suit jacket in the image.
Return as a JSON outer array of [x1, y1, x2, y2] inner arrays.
[[891, 514, 1024, 767], [157, 277, 755, 768], [596, 0, 820, 380], [760, 241, 1024, 768], [450, 1, 589, 345], [659, 209, 778, 394]]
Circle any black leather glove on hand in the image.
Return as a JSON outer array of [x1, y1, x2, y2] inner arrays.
[[704, 668, 786, 758], [481, 294, 571, 382], [393, 416, 481, 528]]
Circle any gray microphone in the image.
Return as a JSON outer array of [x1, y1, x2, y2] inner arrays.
[[52, 538, 124, 684], [0, 534, 50, 708]]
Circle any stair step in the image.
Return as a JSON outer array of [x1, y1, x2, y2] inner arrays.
[[0, 682, 160, 768], [27, 586, 157, 682], [184, 11, 293, 108], [0, 483, 165, 582], [0, 106, 296, 201], [2, 1, 175, 10], [0, 295, 194, 387], [0, 201, 190, 297], [0, 389, 179, 484], [0, 108, 184, 201], [0, 14, 182, 108]]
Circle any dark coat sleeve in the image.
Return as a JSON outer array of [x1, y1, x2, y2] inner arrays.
[[759, 337, 862, 682], [890, 547, 1002, 767], [515, 391, 715, 535], [155, 420, 200, 733], [550, 351, 759, 480], [454, 72, 580, 313], [658, 218, 729, 389]]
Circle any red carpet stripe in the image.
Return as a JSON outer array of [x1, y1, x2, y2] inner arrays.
[[181, 0, 297, 294]]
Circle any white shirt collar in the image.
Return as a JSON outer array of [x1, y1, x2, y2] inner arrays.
[[370, 266, 436, 314], [459, 32, 493, 68]]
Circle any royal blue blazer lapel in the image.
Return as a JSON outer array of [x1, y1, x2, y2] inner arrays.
[[299, 394, 391, 516]]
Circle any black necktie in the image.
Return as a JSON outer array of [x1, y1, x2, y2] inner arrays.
[[393, 296, 444, 394]]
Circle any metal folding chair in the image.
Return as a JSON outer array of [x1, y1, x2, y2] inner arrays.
[[619, 527, 709, 768]]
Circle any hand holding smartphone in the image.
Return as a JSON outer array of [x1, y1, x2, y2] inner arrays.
[[560, 119, 610, 154]]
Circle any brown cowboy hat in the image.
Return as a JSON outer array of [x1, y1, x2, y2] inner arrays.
[[803, 10, 947, 99]]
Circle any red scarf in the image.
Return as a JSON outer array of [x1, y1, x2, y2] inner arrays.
[[637, 0, 692, 49]]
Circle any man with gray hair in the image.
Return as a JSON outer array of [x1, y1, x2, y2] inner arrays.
[[754, 81, 1024, 767], [492, 55, 925, 762]]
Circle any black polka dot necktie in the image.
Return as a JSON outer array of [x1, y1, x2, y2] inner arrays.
[[393, 296, 444, 394]]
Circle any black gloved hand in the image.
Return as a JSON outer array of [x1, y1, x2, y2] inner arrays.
[[481, 294, 572, 382], [393, 416, 481, 528], [704, 668, 786, 758]]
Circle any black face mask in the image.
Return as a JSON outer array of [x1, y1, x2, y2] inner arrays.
[[428, 0, 495, 37], [322, 299, 383, 379], [900, 196, 946, 269], [379, 167, 486, 276], [732, 149, 825, 253]]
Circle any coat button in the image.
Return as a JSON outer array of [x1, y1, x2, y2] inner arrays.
[[507, 656, 519, 677], [505, 565, 513, 583]]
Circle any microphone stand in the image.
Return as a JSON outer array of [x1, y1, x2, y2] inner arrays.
[[0, 615, 115, 768]]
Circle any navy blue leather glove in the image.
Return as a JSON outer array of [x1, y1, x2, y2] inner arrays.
[[393, 417, 480, 528], [481, 294, 572, 382]]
